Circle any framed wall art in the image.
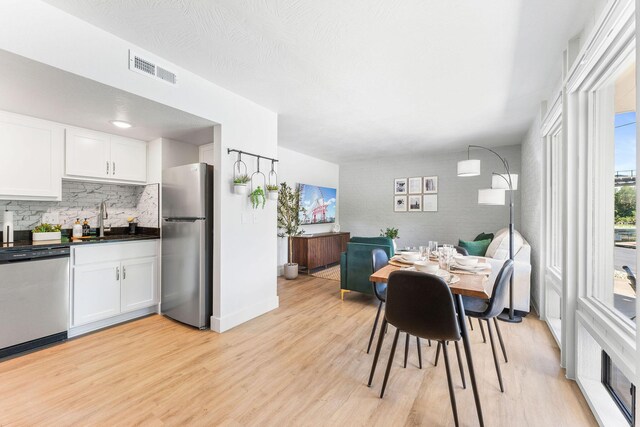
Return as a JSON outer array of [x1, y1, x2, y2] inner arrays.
[[394, 195, 407, 212], [394, 178, 407, 194]]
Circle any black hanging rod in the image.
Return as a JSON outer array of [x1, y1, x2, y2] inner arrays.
[[227, 148, 278, 163]]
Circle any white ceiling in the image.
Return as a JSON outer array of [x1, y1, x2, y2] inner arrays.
[[45, 0, 596, 162], [0, 49, 215, 145]]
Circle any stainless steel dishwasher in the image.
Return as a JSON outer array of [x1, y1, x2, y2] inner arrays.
[[0, 246, 70, 359]]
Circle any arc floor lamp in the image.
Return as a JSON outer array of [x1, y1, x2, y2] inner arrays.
[[458, 145, 522, 323]]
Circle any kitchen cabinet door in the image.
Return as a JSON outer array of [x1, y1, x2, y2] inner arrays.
[[0, 111, 63, 200], [65, 127, 111, 179], [110, 136, 147, 183], [72, 262, 121, 326], [121, 257, 157, 312]]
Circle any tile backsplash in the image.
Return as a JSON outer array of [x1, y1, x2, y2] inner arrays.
[[0, 181, 159, 231]]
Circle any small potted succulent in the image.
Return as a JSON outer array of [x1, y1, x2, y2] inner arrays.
[[380, 227, 400, 252], [249, 186, 267, 209], [32, 223, 63, 242], [266, 184, 279, 201], [233, 174, 250, 195]]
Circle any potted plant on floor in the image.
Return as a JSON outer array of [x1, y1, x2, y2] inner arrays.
[[233, 174, 250, 195], [380, 227, 399, 252], [278, 182, 305, 279]]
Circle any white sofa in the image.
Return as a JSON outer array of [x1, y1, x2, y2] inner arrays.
[[482, 228, 531, 314]]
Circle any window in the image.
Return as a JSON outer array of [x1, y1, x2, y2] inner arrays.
[[591, 57, 637, 325], [602, 351, 636, 425]]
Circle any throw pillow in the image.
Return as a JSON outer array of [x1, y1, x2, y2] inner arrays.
[[474, 232, 494, 242], [485, 228, 524, 259], [458, 238, 492, 256]]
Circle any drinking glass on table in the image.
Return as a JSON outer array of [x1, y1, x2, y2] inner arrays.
[[428, 241, 438, 259], [419, 246, 428, 260]]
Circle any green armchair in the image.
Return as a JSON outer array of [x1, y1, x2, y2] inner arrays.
[[340, 237, 395, 299]]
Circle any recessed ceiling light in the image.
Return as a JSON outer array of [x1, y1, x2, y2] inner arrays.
[[110, 120, 132, 129]]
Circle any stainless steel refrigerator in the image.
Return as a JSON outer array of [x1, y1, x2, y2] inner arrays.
[[161, 163, 213, 329]]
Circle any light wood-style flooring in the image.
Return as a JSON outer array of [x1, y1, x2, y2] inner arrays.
[[0, 275, 596, 426]]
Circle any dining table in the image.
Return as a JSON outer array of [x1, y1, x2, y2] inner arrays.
[[369, 261, 491, 427]]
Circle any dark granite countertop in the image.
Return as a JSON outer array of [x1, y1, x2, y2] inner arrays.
[[0, 227, 160, 254]]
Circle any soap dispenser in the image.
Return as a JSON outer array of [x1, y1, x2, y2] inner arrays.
[[72, 218, 83, 239], [82, 218, 90, 237]]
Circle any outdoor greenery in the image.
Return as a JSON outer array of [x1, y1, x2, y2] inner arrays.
[[277, 182, 305, 264], [249, 186, 266, 209], [380, 227, 399, 240], [615, 186, 636, 225]]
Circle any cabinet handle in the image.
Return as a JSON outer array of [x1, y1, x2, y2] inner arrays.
[[116, 266, 120, 281], [113, 161, 116, 175], [106, 161, 110, 175], [123, 266, 126, 280]]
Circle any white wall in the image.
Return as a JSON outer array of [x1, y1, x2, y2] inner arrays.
[[0, 0, 279, 332], [161, 138, 199, 171], [520, 109, 545, 312], [276, 147, 339, 271], [339, 145, 522, 248]]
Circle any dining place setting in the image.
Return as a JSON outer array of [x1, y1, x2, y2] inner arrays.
[[367, 241, 514, 427]]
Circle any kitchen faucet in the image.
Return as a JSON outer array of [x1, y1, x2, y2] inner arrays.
[[98, 201, 110, 238]]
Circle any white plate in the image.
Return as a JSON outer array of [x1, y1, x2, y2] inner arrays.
[[451, 262, 489, 271]]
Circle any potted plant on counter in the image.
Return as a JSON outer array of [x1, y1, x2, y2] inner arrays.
[[266, 184, 279, 201], [249, 186, 267, 209], [32, 223, 63, 242], [380, 227, 400, 252], [233, 174, 250, 195], [278, 182, 305, 279]]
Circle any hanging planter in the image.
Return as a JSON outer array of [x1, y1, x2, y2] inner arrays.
[[232, 153, 249, 194], [249, 157, 267, 209], [266, 160, 279, 200]]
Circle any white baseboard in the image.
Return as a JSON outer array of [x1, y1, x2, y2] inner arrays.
[[210, 296, 279, 333], [69, 305, 158, 338]]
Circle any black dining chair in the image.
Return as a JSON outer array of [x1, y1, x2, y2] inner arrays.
[[368, 270, 465, 427], [368, 249, 426, 368], [367, 248, 389, 354], [462, 259, 514, 393]]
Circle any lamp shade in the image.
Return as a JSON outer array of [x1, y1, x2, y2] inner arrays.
[[478, 188, 505, 205], [457, 159, 481, 177], [492, 173, 518, 190]]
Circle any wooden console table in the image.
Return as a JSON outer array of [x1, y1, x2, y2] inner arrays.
[[292, 232, 350, 271]]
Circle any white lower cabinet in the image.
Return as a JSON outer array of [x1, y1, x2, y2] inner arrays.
[[71, 241, 159, 332], [73, 262, 121, 325], [121, 257, 157, 313]]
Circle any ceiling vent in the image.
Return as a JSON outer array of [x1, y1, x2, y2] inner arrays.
[[129, 50, 177, 85]]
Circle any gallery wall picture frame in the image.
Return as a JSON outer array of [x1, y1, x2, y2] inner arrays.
[[408, 195, 422, 212], [394, 178, 407, 194], [423, 194, 438, 212], [408, 177, 422, 194], [423, 176, 438, 193], [394, 195, 408, 212]]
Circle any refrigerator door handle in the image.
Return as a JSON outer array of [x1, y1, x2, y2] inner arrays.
[[163, 218, 201, 223]]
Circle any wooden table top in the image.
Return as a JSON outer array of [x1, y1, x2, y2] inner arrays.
[[369, 264, 490, 299]]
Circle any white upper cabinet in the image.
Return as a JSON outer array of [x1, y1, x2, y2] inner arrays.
[[0, 111, 63, 201], [65, 127, 111, 179], [110, 136, 147, 182], [65, 127, 147, 184]]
